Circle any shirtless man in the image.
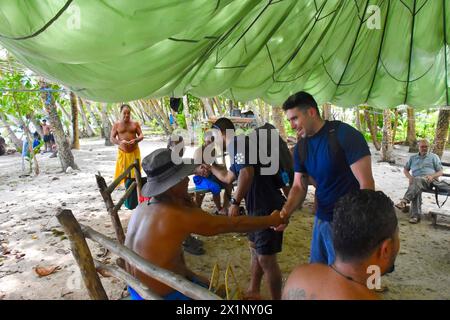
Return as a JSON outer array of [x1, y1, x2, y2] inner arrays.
[[41, 119, 53, 152], [125, 148, 286, 300], [282, 190, 399, 300], [110, 104, 144, 184]]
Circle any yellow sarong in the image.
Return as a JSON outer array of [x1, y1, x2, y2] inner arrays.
[[114, 147, 141, 185]]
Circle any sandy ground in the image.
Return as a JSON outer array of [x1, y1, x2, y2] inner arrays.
[[0, 135, 449, 300]]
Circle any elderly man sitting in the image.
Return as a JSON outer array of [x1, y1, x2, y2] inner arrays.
[[395, 139, 444, 224]]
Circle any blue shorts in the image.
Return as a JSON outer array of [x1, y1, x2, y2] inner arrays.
[[127, 277, 208, 300], [310, 216, 335, 265]]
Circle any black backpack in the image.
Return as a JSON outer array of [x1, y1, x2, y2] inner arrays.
[[298, 120, 346, 169], [253, 123, 294, 187]]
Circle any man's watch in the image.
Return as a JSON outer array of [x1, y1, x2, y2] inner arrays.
[[230, 197, 240, 206]]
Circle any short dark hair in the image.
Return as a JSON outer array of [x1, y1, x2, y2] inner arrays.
[[282, 91, 319, 115], [120, 104, 131, 112], [212, 117, 235, 132], [333, 190, 398, 263], [42, 119, 47, 122]]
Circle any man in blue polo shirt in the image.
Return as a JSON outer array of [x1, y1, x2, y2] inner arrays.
[[278, 91, 375, 265], [210, 117, 286, 300]]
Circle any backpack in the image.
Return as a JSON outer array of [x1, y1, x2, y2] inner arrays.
[[430, 180, 450, 208], [253, 123, 294, 187], [298, 120, 345, 169]]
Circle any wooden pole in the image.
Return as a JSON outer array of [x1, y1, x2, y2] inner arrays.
[[113, 181, 137, 213], [105, 164, 136, 194], [56, 209, 108, 300], [94, 260, 161, 300], [96, 174, 126, 244], [82, 225, 221, 300], [134, 159, 142, 199]]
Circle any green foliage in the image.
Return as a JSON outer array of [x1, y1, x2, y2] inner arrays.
[[144, 118, 165, 135], [284, 118, 296, 137], [176, 113, 187, 129]]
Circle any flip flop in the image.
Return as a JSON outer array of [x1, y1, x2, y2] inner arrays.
[[395, 200, 408, 210]]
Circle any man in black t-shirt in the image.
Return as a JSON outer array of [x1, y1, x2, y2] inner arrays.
[[209, 118, 285, 300]]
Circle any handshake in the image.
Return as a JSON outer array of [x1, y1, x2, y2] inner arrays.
[[270, 208, 290, 231]]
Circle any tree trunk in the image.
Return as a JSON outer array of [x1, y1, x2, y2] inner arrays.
[[257, 99, 266, 123], [212, 96, 224, 116], [355, 107, 361, 131], [322, 103, 332, 120], [200, 98, 215, 119], [40, 81, 79, 171], [381, 109, 395, 163], [432, 108, 450, 158], [55, 101, 73, 138], [364, 109, 381, 150], [70, 92, 80, 150], [406, 106, 418, 152], [0, 112, 23, 150], [263, 100, 270, 124], [182, 95, 194, 142], [78, 97, 95, 137], [85, 101, 101, 129], [272, 105, 287, 141], [100, 103, 113, 146], [227, 99, 233, 115], [392, 108, 399, 144], [145, 100, 171, 135], [247, 100, 263, 126]]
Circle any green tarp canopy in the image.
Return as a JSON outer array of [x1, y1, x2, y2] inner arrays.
[[0, 0, 449, 108]]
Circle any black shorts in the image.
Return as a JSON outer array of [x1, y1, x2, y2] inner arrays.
[[248, 228, 283, 255], [43, 134, 51, 142]]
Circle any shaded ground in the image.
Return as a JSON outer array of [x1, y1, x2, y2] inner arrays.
[[0, 137, 449, 300]]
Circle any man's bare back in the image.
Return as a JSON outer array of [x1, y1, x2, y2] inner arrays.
[[282, 264, 379, 300], [125, 199, 284, 297], [125, 202, 196, 296]]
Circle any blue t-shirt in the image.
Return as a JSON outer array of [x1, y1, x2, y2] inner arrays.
[[229, 135, 285, 216], [294, 121, 371, 222]]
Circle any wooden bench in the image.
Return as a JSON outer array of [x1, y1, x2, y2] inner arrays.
[[424, 161, 450, 226], [56, 209, 221, 300]]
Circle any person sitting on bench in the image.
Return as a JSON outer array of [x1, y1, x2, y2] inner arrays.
[[193, 130, 232, 215], [283, 190, 399, 300], [395, 139, 444, 224], [124, 149, 286, 300]]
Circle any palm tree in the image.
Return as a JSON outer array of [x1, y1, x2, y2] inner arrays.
[[70, 91, 80, 149], [432, 108, 450, 158]]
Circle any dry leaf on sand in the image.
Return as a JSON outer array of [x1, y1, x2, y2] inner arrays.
[[34, 265, 61, 277]]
